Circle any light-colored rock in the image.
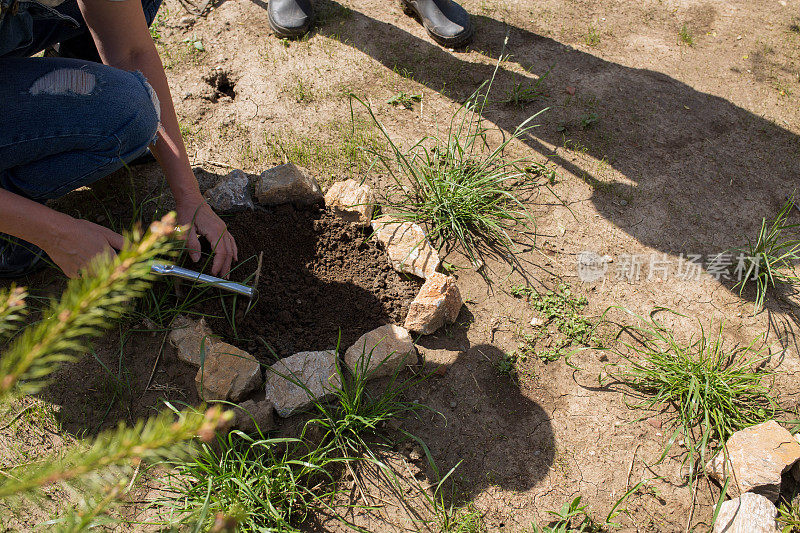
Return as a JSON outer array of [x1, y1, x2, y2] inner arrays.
[[195, 342, 262, 402], [265, 350, 341, 417], [404, 272, 462, 335], [371, 216, 440, 279], [169, 315, 217, 366], [344, 324, 417, 378], [706, 420, 800, 501], [713, 493, 780, 533], [324, 179, 375, 225], [231, 399, 275, 434], [203, 169, 255, 213], [255, 163, 323, 206]]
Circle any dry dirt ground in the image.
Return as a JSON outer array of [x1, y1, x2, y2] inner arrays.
[[3, 0, 800, 531]]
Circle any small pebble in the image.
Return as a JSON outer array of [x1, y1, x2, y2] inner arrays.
[[450, 401, 457, 409]]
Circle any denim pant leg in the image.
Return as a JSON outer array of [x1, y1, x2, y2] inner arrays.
[[0, 57, 160, 201]]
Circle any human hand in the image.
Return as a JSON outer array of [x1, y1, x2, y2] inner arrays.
[[175, 196, 238, 277], [45, 218, 124, 278]]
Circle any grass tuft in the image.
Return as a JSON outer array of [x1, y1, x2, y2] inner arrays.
[[160, 340, 428, 532], [159, 429, 340, 532], [498, 68, 550, 108], [608, 308, 778, 477], [306, 341, 427, 459], [585, 26, 601, 47], [530, 483, 646, 533], [778, 498, 800, 532], [731, 194, 800, 312], [353, 42, 545, 267]]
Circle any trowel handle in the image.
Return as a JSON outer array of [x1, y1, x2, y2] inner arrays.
[[151, 262, 256, 298]]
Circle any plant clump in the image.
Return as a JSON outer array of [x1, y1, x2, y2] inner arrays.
[[607, 308, 778, 477], [731, 194, 800, 312], [353, 43, 548, 267]]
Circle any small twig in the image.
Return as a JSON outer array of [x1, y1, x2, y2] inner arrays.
[[203, 160, 233, 168], [626, 443, 642, 492], [146, 331, 170, 391], [124, 459, 143, 494], [0, 405, 34, 431]]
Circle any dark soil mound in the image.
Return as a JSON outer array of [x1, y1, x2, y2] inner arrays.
[[199, 205, 422, 362]]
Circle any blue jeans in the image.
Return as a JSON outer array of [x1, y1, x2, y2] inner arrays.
[[0, 0, 162, 201]]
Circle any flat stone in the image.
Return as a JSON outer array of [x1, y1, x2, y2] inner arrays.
[[713, 493, 780, 533], [324, 179, 375, 225], [169, 315, 217, 366], [255, 163, 323, 206], [706, 420, 800, 501], [344, 324, 417, 378], [231, 399, 275, 434], [203, 169, 255, 214], [371, 216, 440, 279], [265, 350, 341, 417], [404, 272, 462, 335], [195, 342, 262, 402]]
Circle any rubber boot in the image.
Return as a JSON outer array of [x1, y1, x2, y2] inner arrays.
[[268, 0, 314, 38], [402, 0, 474, 48]]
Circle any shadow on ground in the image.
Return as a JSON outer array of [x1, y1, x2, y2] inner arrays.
[[301, 0, 800, 312], [405, 333, 556, 500]]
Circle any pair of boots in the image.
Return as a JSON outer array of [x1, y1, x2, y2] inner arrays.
[[268, 0, 474, 48]]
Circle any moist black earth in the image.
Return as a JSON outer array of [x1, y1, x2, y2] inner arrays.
[[197, 205, 422, 362]]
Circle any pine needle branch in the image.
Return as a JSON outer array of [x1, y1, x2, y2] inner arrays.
[[0, 214, 178, 399], [0, 405, 229, 499], [0, 286, 27, 340]]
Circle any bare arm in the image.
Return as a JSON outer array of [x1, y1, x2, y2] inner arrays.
[[78, 0, 237, 276], [0, 189, 123, 278]]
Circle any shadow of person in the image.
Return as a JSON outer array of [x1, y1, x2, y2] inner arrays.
[[402, 342, 555, 500], [301, 0, 800, 307]]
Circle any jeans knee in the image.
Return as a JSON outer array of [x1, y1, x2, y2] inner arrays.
[[114, 71, 160, 161]]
